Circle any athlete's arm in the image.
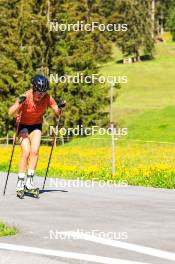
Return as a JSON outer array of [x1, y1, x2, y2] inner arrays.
[[51, 104, 62, 117], [8, 100, 20, 117], [49, 96, 65, 118], [8, 94, 26, 117]]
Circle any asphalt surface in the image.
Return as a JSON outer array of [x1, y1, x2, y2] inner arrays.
[[0, 172, 175, 264]]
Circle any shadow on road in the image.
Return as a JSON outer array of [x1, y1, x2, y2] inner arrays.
[[39, 189, 68, 194]]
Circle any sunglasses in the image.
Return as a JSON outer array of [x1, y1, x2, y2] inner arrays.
[[34, 91, 47, 96]]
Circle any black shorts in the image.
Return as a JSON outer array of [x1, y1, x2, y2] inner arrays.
[[18, 123, 42, 135]]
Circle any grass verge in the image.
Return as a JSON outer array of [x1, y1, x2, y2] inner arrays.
[[0, 222, 17, 237]]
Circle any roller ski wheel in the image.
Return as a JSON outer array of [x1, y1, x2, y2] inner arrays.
[[16, 190, 25, 199], [24, 187, 40, 198], [16, 177, 25, 199]]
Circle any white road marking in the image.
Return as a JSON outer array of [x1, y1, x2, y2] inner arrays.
[[59, 231, 175, 262], [0, 243, 149, 264]]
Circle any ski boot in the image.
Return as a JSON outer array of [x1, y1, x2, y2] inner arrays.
[[16, 177, 25, 199], [24, 175, 40, 198]]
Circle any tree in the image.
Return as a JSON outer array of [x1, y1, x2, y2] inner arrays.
[[0, 0, 50, 136], [154, 0, 175, 39], [163, 0, 175, 40], [0, 0, 110, 137], [99, 0, 116, 18], [166, 9, 175, 41], [116, 0, 154, 61], [49, 0, 109, 130]]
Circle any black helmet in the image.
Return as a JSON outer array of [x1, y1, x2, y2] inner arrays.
[[32, 74, 49, 92]]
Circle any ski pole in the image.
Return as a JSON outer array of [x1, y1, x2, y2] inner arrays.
[[42, 136, 56, 190], [42, 99, 65, 190], [42, 115, 61, 190], [3, 106, 23, 196]]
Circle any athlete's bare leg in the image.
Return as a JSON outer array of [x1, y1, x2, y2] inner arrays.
[[28, 129, 42, 170], [19, 132, 30, 173]]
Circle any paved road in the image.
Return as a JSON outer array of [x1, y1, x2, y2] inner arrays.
[[0, 172, 175, 264]]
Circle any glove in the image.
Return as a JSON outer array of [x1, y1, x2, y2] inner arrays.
[[57, 98, 66, 108], [18, 94, 27, 104]]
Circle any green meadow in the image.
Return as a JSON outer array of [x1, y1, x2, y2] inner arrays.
[[101, 35, 175, 143]]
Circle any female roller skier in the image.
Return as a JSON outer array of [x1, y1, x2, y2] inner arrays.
[[8, 74, 61, 197]]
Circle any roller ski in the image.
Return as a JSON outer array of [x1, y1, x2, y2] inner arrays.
[[24, 175, 40, 198], [16, 177, 25, 199], [24, 186, 40, 198]]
